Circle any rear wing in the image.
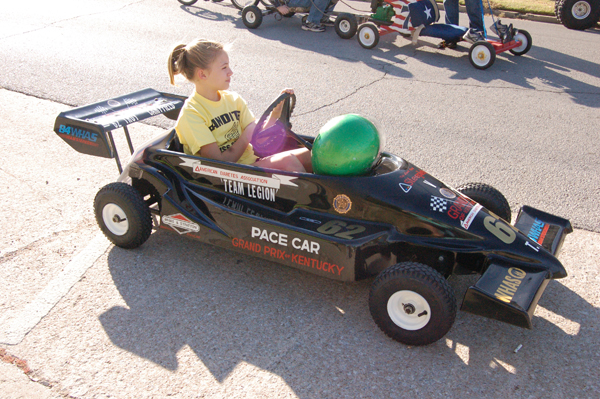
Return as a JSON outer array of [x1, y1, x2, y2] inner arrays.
[[54, 88, 186, 173]]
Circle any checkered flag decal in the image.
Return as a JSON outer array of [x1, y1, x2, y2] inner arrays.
[[430, 196, 448, 212]]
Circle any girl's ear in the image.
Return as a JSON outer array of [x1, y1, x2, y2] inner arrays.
[[197, 68, 208, 80]]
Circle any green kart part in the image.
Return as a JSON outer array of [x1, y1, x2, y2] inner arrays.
[[312, 114, 381, 176]]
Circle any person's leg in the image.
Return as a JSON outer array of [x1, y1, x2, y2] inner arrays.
[[464, 0, 486, 34], [306, 0, 331, 24], [254, 152, 306, 173], [443, 0, 459, 25], [286, 148, 312, 173]]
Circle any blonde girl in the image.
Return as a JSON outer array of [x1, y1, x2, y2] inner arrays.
[[168, 39, 312, 173]]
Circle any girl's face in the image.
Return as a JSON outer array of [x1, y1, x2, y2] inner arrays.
[[200, 50, 233, 91]]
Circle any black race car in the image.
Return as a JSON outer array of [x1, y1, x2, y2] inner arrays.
[[54, 88, 572, 346]]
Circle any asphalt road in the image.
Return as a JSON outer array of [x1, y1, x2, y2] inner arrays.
[[1, 0, 599, 397]]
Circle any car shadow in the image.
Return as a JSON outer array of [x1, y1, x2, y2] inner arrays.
[[99, 229, 599, 397]]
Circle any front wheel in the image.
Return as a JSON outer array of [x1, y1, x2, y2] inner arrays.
[[468, 41, 496, 70], [94, 182, 152, 249], [555, 0, 600, 30], [369, 262, 457, 346], [177, 0, 198, 5], [242, 5, 263, 28], [456, 182, 512, 223], [509, 29, 532, 56], [357, 23, 380, 49], [335, 13, 358, 39]]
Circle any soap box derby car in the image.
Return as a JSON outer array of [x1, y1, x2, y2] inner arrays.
[[54, 88, 572, 346]]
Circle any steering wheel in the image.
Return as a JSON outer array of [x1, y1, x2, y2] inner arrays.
[[250, 92, 313, 158]]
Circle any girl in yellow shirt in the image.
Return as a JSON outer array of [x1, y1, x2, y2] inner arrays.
[[168, 39, 312, 173]]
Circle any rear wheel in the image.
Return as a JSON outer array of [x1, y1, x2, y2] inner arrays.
[[357, 23, 380, 49], [456, 182, 512, 223], [468, 41, 496, 70], [509, 29, 532, 56], [177, 0, 198, 5], [242, 5, 263, 28], [555, 0, 600, 30], [369, 262, 457, 346], [94, 183, 152, 249]]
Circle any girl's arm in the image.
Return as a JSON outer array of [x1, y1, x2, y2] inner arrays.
[[198, 121, 257, 162]]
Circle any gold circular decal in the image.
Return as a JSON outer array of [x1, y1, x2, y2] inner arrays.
[[333, 194, 352, 214]]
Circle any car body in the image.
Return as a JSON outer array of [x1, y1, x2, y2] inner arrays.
[[54, 88, 572, 345]]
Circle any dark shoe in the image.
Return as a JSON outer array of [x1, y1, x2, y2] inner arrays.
[[438, 40, 458, 49], [302, 21, 326, 32], [490, 20, 513, 42], [463, 29, 485, 43]]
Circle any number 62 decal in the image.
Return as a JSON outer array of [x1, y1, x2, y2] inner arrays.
[[483, 216, 516, 244], [317, 220, 366, 240]]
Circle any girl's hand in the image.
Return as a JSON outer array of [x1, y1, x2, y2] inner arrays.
[[270, 88, 294, 121]]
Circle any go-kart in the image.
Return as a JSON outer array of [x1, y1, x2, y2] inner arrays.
[[333, 0, 532, 69], [54, 88, 571, 346]]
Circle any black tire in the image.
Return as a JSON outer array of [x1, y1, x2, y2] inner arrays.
[[369, 262, 457, 346], [357, 23, 380, 49], [242, 5, 263, 28], [555, 0, 600, 30], [212, 0, 225, 2], [231, 0, 251, 10], [177, 0, 198, 5], [509, 29, 532, 56], [456, 182, 512, 223], [94, 182, 152, 249], [335, 13, 358, 39], [468, 41, 496, 70]]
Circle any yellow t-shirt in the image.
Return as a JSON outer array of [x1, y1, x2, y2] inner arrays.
[[175, 90, 257, 164]]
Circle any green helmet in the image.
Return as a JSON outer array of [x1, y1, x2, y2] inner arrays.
[[312, 114, 382, 176]]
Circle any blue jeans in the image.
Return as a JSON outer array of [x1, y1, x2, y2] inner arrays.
[[287, 0, 333, 25], [443, 0, 485, 35]]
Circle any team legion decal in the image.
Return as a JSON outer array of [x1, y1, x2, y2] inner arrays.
[[179, 158, 297, 202], [493, 267, 526, 303], [162, 213, 200, 235], [398, 167, 427, 193], [231, 227, 345, 276], [429, 195, 483, 230], [57, 125, 99, 146]]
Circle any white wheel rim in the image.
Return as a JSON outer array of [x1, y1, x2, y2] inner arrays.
[[513, 32, 527, 52], [102, 203, 129, 236], [472, 45, 491, 67], [360, 27, 376, 46], [387, 290, 431, 330], [339, 20, 351, 33], [246, 12, 256, 24], [572, 1, 591, 19]]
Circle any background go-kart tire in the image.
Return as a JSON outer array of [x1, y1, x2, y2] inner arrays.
[[509, 29, 532, 56], [94, 182, 152, 249], [369, 262, 457, 346], [232, 0, 262, 10], [456, 182, 512, 223], [335, 13, 358, 39], [177, 0, 198, 5], [555, 0, 600, 30], [468, 41, 496, 69], [357, 23, 379, 49], [242, 5, 263, 29]]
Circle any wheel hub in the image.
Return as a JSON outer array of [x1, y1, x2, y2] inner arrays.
[[573, 1, 591, 19], [387, 290, 432, 331], [103, 203, 129, 236]]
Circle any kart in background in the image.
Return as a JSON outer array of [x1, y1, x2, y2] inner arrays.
[[54, 88, 572, 346]]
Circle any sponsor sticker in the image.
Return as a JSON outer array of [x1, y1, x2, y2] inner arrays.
[[439, 188, 456, 199], [162, 213, 200, 235], [461, 203, 482, 230], [333, 194, 352, 214]]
